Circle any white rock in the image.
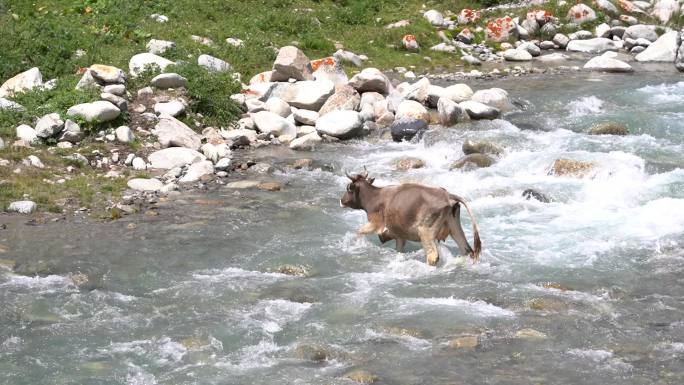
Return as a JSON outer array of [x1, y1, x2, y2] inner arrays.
[[623, 25, 658, 42], [395, 100, 429, 122], [430, 43, 456, 53], [153, 115, 202, 150], [567, 4, 596, 24], [264, 97, 291, 117], [635, 31, 679, 62], [471, 88, 514, 112], [0, 97, 23, 112], [271, 46, 313, 82], [652, 0, 680, 24], [518, 42, 541, 57], [536, 53, 570, 62], [264, 80, 335, 111], [348, 68, 391, 94], [7, 200, 37, 214], [426, 85, 447, 108], [201, 141, 230, 163], [25, 155, 44, 168], [35, 113, 64, 139], [333, 50, 364, 67], [566, 38, 621, 53], [179, 160, 214, 183], [596, 23, 611, 38], [127, 178, 163, 191], [503, 48, 533, 61], [146, 39, 176, 55], [150, 14, 168, 23], [423, 9, 444, 26], [553, 33, 570, 48], [154, 100, 185, 117], [151, 73, 188, 89], [584, 56, 633, 72], [293, 109, 319, 125], [221, 128, 258, 144], [595, 0, 619, 15], [0, 67, 42, 98], [252, 111, 297, 137], [125, 154, 135, 166], [315, 110, 363, 139], [103, 84, 126, 96], [115, 126, 134, 143], [444, 84, 473, 102], [438, 97, 469, 126], [226, 37, 244, 48], [58, 120, 83, 143], [215, 157, 232, 170], [459, 101, 500, 120], [290, 132, 322, 150], [198, 54, 232, 72], [129, 53, 175, 77], [132, 157, 147, 170], [246, 98, 266, 112], [148, 147, 206, 169], [404, 77, 431, 104], [67, 101, 121, 123]]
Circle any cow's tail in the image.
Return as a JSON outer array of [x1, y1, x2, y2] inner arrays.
[[449, 194, 481, 262]]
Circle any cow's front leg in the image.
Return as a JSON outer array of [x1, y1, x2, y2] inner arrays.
[[357, 222, 378, 237], [395, 238, 406, 253], [419, 228, 439, 266]]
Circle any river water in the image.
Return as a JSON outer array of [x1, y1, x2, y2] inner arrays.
[[1, 71, 684, 384]]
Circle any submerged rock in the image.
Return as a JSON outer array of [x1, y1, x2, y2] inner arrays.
[[449, 335, 480, 349], [390, 118, 428, 142], [394, 157, 425, 171], [450, 153, 495, 169], [294, 343, 330, 362], [277, 264, 311, 277], [522, 189, 550, 203], [515, 328, 548, 340], [343, 369, 378, 384], [588, 122, 629, 135], [462, 139, 502, 156], [548, 158, 594, 178]]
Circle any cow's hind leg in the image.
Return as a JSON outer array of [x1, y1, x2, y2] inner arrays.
[[418, 227, 440, 266], [447, 207, 474, 257]]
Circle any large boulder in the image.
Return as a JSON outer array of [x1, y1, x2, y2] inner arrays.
[[315, 110, 363, 139], [263, 80, 334, 111], [271, 46, 313, 82], [16, 124, 38, 144], [462, 139, 503, 155], [0, 97, 23, 111], [390, 118, 428, 142], [395, 100, 429, 122], [485, 16, 517, 42], [553, 33, 570, 48], [584, 56, 633, 72], [293, 109, 319, 125], [318, 85, 360, 116], [290, 132, 322, 150], [652, 0, 680, 24], [198, 54, 232, 72], [264, 97, 292, 117], [567, 4, 597, 24], [129, 53, 174, 77], [437, 97, 469, 126], [0, 67, 42, 98], [459, 101, 500, 120], [404, 77, 431, 104], [67, 101, 121, 123], [635, 31, 679, 62], [252, 110, 297, 137], [566, 38, 621, 53], [623, 25, 658, 42], [348, 68, 390, 94], [444, 84, 473, 102], [152, 115, 202, 150], [35, 113, 64, 139], [471, 88, 514, 112], [148, 147, 206, 169]]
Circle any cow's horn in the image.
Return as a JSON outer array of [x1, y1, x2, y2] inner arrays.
[[344, 170, 354, 180], [361, 166, 369, 178]]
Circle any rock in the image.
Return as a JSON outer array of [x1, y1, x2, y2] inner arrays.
[[0, 67, 42, 98], [311, 57, 348, 86], [423, 9, 444, 26], [67, 101, 121, 123], [7, 201, 37, 214], [458, 9, 481, 24], [553, 33, 570, 48], [348, 68, 390, 94], [264, 97, 291, 118], [385, 19, 411, 29], [471, 88, 513, 112], [518, 42, 542, 57], [521, 18, 540, 35], [318, 85, 360, 116], [151, 13, 168, 23], [315, 110, 363, 139], [430, 43, 456, 53], [426, 85, 447, 108], [153, 115, 202, 150], [529, 297, 568, 312], [522, 189, 550, 203], [333, 49, 363, 67], [677, 41, 684, 72], [390, 118, 428, 142], [75, 70, 100, 90], [198, 54, 232, 72], [154, 100, 185, 117], [652, 0, 680, 24], [584, 56, 633, 72], [438, 97, 469, 126], [294, 343, 329, 361], [567, 4, 597, 24], [515, 328, 548, 340], [537, 52, 570, 62], [0, 97, 24, 111], [127, 178, 163, 192], [271, 46, 313, 82], [115, 126, 134, 143], [226, 37, 244, 48], [252, 111, 297, 137], [151, 73, 188, 89], [89, 64, 125, 84], [395, 100, 428, 123], [257, 182, 282, 191], [129, 53, 175, 77], [486, 16, 517, 42], [343, 369, 377, 384], [201, 140, 230, 163], [215, 157, 231, 171], [24, 155, 44, 168], [444, 84, 473, 103], [250, 71, 273, 85], [623, 24, 658, 42], [610, 26, 626, 38], [100, 92, 128, 112], [503, 48, 533, 61], [403, 77, 430, 104], [58, 120, 83, 143], [103, 84, 125, 96], [539, 41, 556, 50], [634, 37, 652, 47], [631, 46, 646, 54], [449, 336, 479, 349], [221, 128, 258, 145], [635, 31, 679, 62], [394, 157, 425, 171], [457, 29, 476, 44], [402, 34, 419, 51], [179, 160, 214, 183], [131, 157, 147, 170], [293, 109, 319, 125], [146, 39, 176, 55], [246, 98, 266, 112], [291, 158, 313, 169], [290, 132, 322, 150], [450, 153, 495, 169], [462, 139, 503, 155], [595, 23, 611, 38], [226, 180, 261, 189], [595, 0, 619, 15], [35, 113, 64, 139], [588, 122, 629, 135], [540, 23, 557, 38], [548, 158, 594, 178], [264, 80, 335, 111], [566, 38, 620, 53], [459, 101, 500, 120]]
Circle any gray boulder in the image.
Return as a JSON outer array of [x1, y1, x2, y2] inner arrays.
[[348, 68, 390, 94], [35, 113, 64, 139], [635, 31, 679, 62], [198, 54, 232, 72], [58, 120, 83, 143], [252, 110, 297, 137], [152, 115, 202, 150], [566, 38, 620, 53], [459, 101, 500, 120], [271, 46, 313, 82], [437, 97, 469, 126], [623, 25, 658, 42], [151, 73, 188, 89], [67, 101, 121, 123], [264, 80, 334, 111], [315, 110, 363, 139], [584, 56, 633, 72], [146, 39, 176, 55], [148, 147, 206, 169]]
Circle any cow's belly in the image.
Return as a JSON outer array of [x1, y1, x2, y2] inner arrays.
[[386, 223, 421, 242]]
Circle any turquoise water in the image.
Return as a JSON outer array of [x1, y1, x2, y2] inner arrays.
[[1, 72, 683, 384]]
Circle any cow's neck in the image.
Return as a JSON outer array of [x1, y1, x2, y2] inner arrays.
[[359, 183, 383, 214]]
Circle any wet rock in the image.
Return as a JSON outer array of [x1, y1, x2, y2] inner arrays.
[[214, 157, 231, 171], [677, 41, 684, 72], [515, 328, 548, 340], [148, 147, 206, 169], [437, 97, 469, 126], [151, 73, 187, 89], [348, 68, 390, 94], [449, 335, 479, 349], [35, 113, 64, 139], [529, 297, 567, 312], [548, 158, 595, 178], [318, 85, 360, 116], [277, 264, 311, 276], [257, 182, 282, 191], [471, 88, 513, 112], [153, 115, 202, 150], [343, 369, 378, 384], [390, 118, 428, 142], [222, 128, 257, 145], [225, 180, 261, 189], [0, 67, 42, 98], [271, 46, 313, 81], [179, 160, 214, 183], [290, 132, 322, 150], [588, 122, 629, 135], [67, 101, 121, 123], [294, 343, 330, 362], [450, 153, 495, 169], [394, 157, 425, 171], [522, 189, 550, 203], [129, 52, 175, 77], [0, 258, 16, 270], [127, 178, 163, 192], [459, 101, 500, 120], [462, 139, 502, 156]]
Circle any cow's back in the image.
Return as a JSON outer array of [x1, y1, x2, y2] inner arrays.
[[382, 184, 451, 241]]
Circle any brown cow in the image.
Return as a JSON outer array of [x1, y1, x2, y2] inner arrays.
[[340, 169, 481, 265]]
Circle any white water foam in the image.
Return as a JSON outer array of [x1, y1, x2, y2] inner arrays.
[[363, 328, 432, 351], [567, 348, 633, 372], [103, 337, 187, 366], [566, 96, 604, 117], [0, 274, 76, 294], [393, 296, 515, 318], [637, 81, 684, 104]]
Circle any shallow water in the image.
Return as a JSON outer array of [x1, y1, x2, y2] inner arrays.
[[2, 72, 684, 384]]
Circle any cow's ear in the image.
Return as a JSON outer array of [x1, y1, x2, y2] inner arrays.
[[368, 177, 375, 185]]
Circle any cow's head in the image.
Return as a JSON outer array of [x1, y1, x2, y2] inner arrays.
[[340, 168, 375, 209]]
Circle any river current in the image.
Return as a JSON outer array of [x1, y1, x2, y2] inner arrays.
[[1, 72, 683, 384]]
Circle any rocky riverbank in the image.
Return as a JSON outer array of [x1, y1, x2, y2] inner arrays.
[[0, 0, 682, 219]]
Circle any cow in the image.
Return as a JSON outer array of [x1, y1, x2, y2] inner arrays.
[[340, 169, 481, 265]]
